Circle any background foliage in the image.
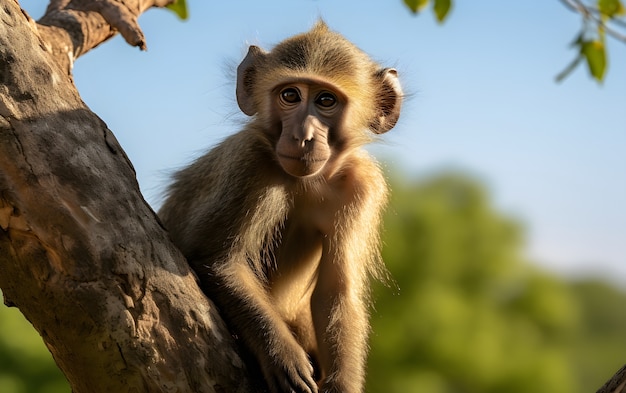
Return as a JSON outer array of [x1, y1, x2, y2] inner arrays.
[[367, 172, 626, 393], [0, 302, 67, 393], [1, 172, 625, 393]]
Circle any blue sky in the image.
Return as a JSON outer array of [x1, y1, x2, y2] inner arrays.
[[22, 1, 626, 283]]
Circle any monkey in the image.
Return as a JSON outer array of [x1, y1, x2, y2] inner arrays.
[[158, 22, 402, 393]]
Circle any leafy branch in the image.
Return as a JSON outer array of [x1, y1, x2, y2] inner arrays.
[[403, 0, 626, 83], [558, 0, 626, 82]]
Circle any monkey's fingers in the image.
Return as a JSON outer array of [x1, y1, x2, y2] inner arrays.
[[266, 362, 318, 393], [295, 366, 319, 393], [276, 372, 318, 393]]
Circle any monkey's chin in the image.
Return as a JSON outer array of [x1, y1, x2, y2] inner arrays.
[[278, 155, 327, 178]]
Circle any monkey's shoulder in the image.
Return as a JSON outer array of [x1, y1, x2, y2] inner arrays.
[[323, 150, 387, 196]]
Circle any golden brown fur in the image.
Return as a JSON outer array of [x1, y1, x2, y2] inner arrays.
[[159, 22, 402, 393]]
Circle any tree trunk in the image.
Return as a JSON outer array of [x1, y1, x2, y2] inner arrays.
[[0, 0, 255, 391]]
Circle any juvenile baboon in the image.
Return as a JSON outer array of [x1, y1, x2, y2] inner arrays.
[[159, 22, 403, 393]]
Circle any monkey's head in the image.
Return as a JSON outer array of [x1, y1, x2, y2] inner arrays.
[[236, 22, 403, 178]]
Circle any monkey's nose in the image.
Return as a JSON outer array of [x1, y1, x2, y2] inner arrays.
[[294, 131, 314, 148], [295, 116, 321, 147], [293, 133, 313, 146]]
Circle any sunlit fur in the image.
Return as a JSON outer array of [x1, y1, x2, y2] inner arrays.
[[159, 22, 402, 393]]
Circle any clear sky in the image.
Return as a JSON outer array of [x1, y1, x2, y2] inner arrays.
[[21, 1, 626, 284]]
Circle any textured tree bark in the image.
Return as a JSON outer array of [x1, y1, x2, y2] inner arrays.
[[0, 0, 255, 391]]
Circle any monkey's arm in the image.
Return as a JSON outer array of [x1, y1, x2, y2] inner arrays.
[[209, 252, 319, 393], [311, 154, 389, 393], [160, 134, 318, 393], [193, 180, 319, 393]]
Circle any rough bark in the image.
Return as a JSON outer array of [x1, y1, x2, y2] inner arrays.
[[0, 0, 255, 391]]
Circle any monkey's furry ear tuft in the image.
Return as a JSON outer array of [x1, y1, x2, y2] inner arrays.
[[236, 45, 267, 116], [370, 68, 403, 134]]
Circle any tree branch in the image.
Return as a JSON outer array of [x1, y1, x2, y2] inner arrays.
[[559, 0, 626, 43], [25, 0, 174, 74], [597, 364, 626, 393], [0, 0, 258, 391]]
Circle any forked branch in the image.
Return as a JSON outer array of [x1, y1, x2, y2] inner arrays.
[[28, 0, 175, 74]]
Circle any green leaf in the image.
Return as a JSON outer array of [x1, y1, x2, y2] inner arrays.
[[581, 40, 607, 82], [404, 0, 429, 14], [598, 0, 624, 17], [433, 0, 452, 23], [166, 0, 188, 20]]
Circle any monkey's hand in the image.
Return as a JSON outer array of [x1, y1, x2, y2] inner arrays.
[[261, 343, 318, 393]]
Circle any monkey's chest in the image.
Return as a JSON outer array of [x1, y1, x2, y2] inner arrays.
[[268, 222, 323, 321]]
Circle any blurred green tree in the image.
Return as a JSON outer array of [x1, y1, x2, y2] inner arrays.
[[367, 172, 582, 393], [568, 280, 626, 391], [0, 293, 69, 393]]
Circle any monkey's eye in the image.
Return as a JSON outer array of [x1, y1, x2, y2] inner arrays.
[[315, 92, 337, 108], [280, 88, 301, 104]]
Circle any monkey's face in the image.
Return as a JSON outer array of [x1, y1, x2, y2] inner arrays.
[[272, 80, 344, 177], [235, 26, 403, 179]]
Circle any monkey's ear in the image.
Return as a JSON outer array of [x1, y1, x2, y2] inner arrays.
[[370, 68, 403, 134], [236, 45, 267, 116]]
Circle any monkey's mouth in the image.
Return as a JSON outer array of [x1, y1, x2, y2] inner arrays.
[[277, 153, 327, 163], [277, 154, 328, 177]]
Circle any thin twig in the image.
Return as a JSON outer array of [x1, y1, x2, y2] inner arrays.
[[571, 1, 626, 29], [559, 0, 626, 43]]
